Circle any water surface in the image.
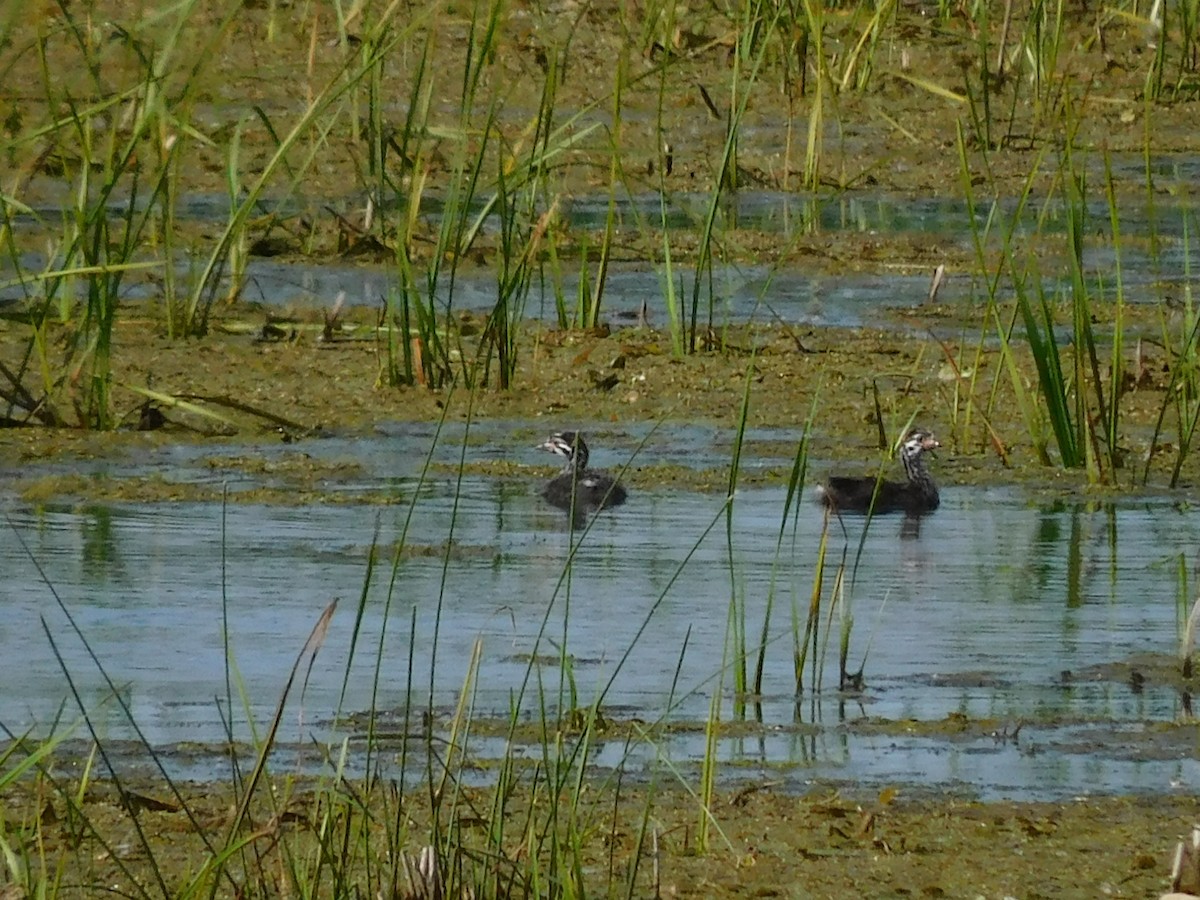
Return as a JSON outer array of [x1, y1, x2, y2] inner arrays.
[[2, 426, 1196, 800]]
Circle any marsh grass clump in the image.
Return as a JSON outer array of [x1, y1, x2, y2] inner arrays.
[[953, 114, 1200, 485], [2, 0, 1199, 432], [0, 2, 422, 426]]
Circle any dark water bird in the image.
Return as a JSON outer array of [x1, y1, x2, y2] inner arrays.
[[818, 428, 941, 516], [537, 431, 627, 524]]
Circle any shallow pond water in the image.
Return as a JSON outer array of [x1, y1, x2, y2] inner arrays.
[[2, 423, 1197, 800], [167, 189, 1200, 322], [6, 188, 1200, 328]]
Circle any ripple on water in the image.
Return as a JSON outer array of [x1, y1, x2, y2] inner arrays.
[[2, 432, 1197, 799]]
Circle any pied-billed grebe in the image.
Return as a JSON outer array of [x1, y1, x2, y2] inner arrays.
[[537, 431, 627, 524], [818, 429, 941, 515]]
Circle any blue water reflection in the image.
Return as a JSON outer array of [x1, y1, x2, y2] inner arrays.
[[1, 428, 1197, 799]]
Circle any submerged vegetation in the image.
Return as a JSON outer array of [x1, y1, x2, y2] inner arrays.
[[2, 0, 1200, 895]]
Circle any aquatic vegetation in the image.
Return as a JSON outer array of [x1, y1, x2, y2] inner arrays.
[[0, 408, 904, 896], [9, 409, 1200, 895], [7, 0, 1200, 892], [0, 0, 1198, 436], [953, 118, 1200, 484]]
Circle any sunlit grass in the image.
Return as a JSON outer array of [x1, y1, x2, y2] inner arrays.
[[6, 0, 1200, 889], [0, 0, 1196, 420], [3, 408, 888, 897]]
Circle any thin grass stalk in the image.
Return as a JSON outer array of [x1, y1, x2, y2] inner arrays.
[[488, 429, 732, 880], [844, 589, 887, 692], [329, 525, 380, 801], [812, 551, 847, 695], [6, 626, 164, 900], [396, 607, 419, 846], [621, 626, 735, 865], [725, 366, 755, 713], [586, 509, 730, 720], [482, 73, 563, 387], [998, 33, 1026, 150], [182, 609, 340, 897], [542, 229, 569, 329], [834, 569, 853, 688], [1154, 317, 1200, 488], [385, 30, 434, 385], [217, 484, 244, 814], [387, 285, 415, 387], [0, 724, 81, 794], [688, 2, 783, 352], [696, 679, 720, 854], [799, 0, 826, 188], [565, 715, 599, 895], [924, 324, 967, 449], [365, 21, 389, 230], [356, 397, 455, 808], [574, 231, 593, 327], [556, 578, 576, 755], [1180, 0, 1200, 88], [211, 660, 268, 889], [959, 52, 991, 155], [1182, 593, 1200, 679], [1028, 0, 1067, 118], [656, 67, 684, 356], [1147, 0, 1168, 99], [392, 26, 599, 388], [1102, 152, 1128, 477], [954, 124, 1007, 438], [989, 304, 1050, 462], [485, 709, 524, 896], [434, 637, 484, 895], [220, 118, 249, 307], [623, 782, 657, 899], [1135, 91, 1163, 271], [1178, 551, 1192, 633], [1149, 215, 1200, 486], [838, 0, 897, 92], [523, 723, 562, 891], [1013, 266, 1082, 465], [627, 718, 735, 858], [1062, 153, 1108, 480], [795, 510, 830, 694], [430, 0, 507, 386], [433, 110, 493, 388], [187, 1, 415, 333], [482, 78, 556, 386], [108, 3, 236, 338], [424, 393, 476, 857], [26, 28, 181, 424], [158, 127, 182, 338], [586, 41, 625, 331], [8, 519, 230, 886], [638, 0, 680, 55], [754, 398, 817, 696], [332, 1, 362, 142], [967, 0, 996, 141], [961, 126, 1062, 465], [489, 156, 520, 389], [0, 720, 92, 900], [589, 199, 616, 330], [212, 600, 337, 895]]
